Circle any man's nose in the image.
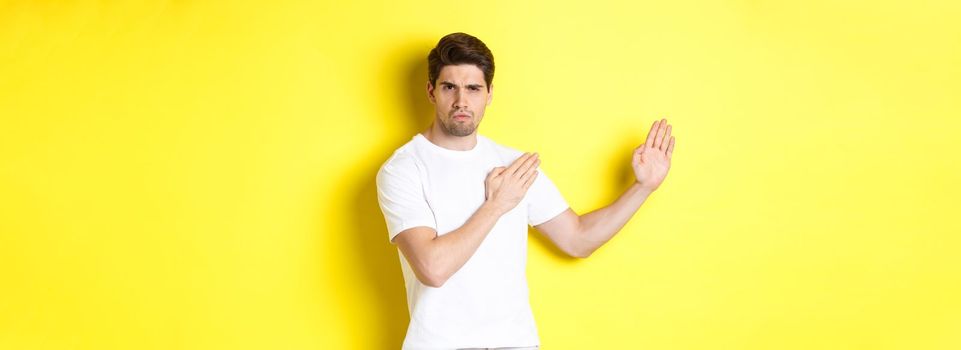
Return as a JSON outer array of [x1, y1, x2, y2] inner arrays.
[[453, 89, 467, 109]]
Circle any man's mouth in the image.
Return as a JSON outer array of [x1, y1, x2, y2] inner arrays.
[[452, 113, 470, 120]]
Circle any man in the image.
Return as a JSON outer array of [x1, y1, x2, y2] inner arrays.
[[376, 32, 675, 350]]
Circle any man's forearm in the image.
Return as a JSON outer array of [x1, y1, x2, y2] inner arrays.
[[575, 182, 654, 256], [427, 201, 505, 286]]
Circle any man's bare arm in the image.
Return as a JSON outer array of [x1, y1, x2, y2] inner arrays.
[[535, 118, 675, 258], [394, 202, 503, 287], [535, 184, 652, 258], [394, 152, 540, 287]]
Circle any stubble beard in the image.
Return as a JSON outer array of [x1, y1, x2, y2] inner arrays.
[[440, 114, 477, 137]]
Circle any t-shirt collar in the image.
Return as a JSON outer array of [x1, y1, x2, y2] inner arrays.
[[414, 133, 485, 157]]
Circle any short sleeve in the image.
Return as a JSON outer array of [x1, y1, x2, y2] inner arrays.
[[376, 155, 437, 244], [526, 167, 570, 226]]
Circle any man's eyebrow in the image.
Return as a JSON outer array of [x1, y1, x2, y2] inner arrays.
[[439, 81, 485, 88]]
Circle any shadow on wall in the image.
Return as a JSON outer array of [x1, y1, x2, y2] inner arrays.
[[344, 42, 433, 349]]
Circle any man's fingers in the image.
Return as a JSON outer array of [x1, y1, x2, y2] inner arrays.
[[517, 154, 540, 177], [506, 152, 533, 175], [522, 170, 538, 189], [666, 136, 675, 159], [660, 124, 672, 151], [510, 152, 539, 176], [487, 166, 505, 178], [518, 158, 539, 181], [653, 118, 667, 149], [644, 120, 658, 149]]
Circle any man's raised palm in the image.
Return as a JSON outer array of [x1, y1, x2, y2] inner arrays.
[[632, 118, 675, 191]]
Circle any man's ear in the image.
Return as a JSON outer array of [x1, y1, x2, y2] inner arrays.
[[486, 84, 493, 106], [426, 81, 436, 104]]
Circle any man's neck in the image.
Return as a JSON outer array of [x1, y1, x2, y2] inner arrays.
[[422, 123, 477, 151]]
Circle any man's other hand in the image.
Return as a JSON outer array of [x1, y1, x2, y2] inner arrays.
[[633, 118, 675, 191]]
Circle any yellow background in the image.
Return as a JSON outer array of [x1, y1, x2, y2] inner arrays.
[[2, 0, 959, 349]]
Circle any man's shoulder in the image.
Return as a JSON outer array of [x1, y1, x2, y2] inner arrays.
[[377, 138, 421, 179]]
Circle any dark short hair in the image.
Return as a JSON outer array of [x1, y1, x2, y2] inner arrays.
[[427, 32, 495, 90]]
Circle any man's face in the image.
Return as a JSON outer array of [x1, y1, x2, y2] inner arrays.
[[427, 64, 493, 137]]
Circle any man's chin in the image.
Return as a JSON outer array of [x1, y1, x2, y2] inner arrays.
[[450, 129, 475, 137], [447, 125, 476, 137], [438, 119, 475, 136]]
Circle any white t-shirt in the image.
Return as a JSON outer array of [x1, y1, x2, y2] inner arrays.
[[376, 132, 569, 350]]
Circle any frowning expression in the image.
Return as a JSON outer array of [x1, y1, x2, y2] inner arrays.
[[427, 64, 493, 137]]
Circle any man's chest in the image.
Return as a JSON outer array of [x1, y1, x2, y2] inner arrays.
[[419, 157, 527, 235]]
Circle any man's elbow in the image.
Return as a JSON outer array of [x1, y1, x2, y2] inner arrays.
[[572, 217, 595, 259], [571, 248, 593, 259], [415, 264, 450, 288], [420, 273, 448, 288], [570, 227, 593, 258], [568, 238, 593, 258]]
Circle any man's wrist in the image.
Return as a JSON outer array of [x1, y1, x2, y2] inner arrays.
[[632, 181, 657, 197], [480, 200, 508, 218]]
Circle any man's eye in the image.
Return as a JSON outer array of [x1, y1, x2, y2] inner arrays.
[[469, 87, 480, 91], [444, 85, 454, 90]]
